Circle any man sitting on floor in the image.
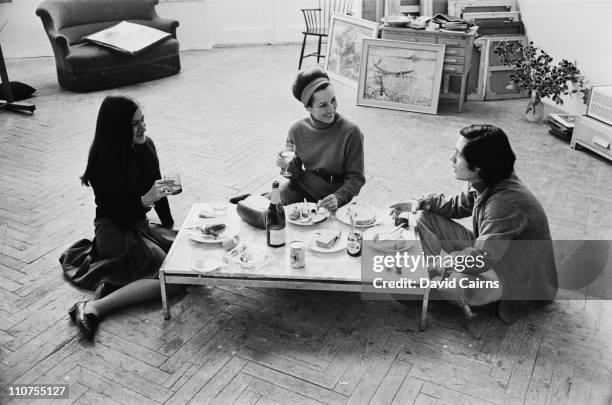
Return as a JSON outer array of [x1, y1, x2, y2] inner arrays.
[[391, 124, 558, 324]]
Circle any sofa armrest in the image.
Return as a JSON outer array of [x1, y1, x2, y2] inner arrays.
[[151, 17, 179, 38], [50, 32, 71, 56]]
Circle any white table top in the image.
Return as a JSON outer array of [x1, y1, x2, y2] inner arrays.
[[160, 202, 426, 285]]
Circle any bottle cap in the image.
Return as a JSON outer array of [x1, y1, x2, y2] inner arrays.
[[272, 181, 279, 188]]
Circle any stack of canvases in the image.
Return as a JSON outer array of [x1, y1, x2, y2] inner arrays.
[[451, 0, 529, 101], [323, 13, 449, 115]]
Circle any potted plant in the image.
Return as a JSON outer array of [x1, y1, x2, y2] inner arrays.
[[494, 41, 586, 122]]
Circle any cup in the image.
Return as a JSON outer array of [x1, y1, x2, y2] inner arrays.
[[212, 196, 228, 216], [289, 240, 306, 268], [164, 171, 182, 195]]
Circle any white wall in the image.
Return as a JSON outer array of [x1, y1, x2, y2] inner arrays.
[[0, 0, 53, 58], [517, 0, 612, 114], [0, 0, 352, 58]]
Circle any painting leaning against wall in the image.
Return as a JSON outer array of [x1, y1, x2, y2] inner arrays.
[[357, 39, 446, 114], [324, 13, 379, 87]]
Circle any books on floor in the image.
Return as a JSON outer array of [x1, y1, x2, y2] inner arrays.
[[545, 114, 576, 138]]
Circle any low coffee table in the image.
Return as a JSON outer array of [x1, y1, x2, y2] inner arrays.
[[159, 203, 430, 330]]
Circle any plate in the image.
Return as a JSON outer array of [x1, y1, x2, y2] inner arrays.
[[191, 259, 222, 273], [223, 244, 269, 272], [308, 231, 348, 253], [363, 226, 414, 252], [286, 202, 329, 226], [187, 226, 238, 244], [381, 16, 411, 27], [336, 203, 379, 228]]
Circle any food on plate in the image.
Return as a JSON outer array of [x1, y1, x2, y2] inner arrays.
[[372, 229, 408, 251], [200, 223, 226, 238], [349, 205, 376, 226], [224, 243, 266, 270], [288, 206, 301, 221], [315, 230, 340, 249], [287, 203, 327, 223]]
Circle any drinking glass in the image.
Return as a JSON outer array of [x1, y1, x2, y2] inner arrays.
[[280, 143, 296, 176], [164, 171, 182, 195], [212, 194, 228, 216]]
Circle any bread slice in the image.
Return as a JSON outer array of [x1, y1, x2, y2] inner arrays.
[[315, 230, 340, 249]]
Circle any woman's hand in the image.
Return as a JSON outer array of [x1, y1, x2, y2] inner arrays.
[[318, 194, 338, 212], [389, 200, 419, 219], [142, 179, 177, 206]]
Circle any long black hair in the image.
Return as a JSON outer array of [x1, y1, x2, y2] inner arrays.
[[81, 96, 140, 189], [460, 124, 516, 187]]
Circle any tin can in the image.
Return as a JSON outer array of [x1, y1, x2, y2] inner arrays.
[[347, 230, 362, 257], [289, 240, 306, 268]]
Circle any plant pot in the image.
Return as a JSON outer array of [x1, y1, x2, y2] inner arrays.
[[525, 99, 544, 122]]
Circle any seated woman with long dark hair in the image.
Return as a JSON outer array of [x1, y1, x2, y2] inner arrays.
[[60, 95, 181, 338], [276, 67, 365, 212]]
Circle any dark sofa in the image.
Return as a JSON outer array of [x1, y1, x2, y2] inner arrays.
[[36, 0, 181, 92]]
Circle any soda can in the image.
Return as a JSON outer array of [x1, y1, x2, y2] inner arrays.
[[347, 229, 362, 257], [289, 240, 306, 268]]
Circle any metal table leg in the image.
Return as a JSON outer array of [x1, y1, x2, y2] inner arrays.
[[420, 287, 430, 331], [160, 270, 170, 320]]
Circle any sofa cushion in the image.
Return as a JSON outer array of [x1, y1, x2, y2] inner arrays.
[[60, 19, 169, 45], [64, 37, 179, 71]]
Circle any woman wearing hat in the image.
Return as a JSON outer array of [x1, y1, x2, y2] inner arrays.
[[276, 67, 365, 212]]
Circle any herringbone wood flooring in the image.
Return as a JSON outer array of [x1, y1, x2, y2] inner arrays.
[[1, 44, 611, 405]]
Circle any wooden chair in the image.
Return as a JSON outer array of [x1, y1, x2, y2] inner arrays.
[[298, 0, 354, 69]]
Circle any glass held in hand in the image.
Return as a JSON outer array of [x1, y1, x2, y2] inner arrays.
[[280, 143, 296, 177], [163, 171, 182, 195]]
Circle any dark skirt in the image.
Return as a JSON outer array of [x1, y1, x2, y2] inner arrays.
[[60, 218, 175, 297]]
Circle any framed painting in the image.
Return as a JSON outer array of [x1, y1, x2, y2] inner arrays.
[[357, 38, 446, 114], [324, 13, 380, 87]]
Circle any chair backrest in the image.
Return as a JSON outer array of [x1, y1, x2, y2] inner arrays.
[[303, 0, 354, 34]]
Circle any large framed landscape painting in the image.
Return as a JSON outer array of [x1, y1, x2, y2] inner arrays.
[[324, 13, 379, 87], [357, 39, 446, 114]]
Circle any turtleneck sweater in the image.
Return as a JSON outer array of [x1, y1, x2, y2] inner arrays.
[[287, 113, 365, 206]]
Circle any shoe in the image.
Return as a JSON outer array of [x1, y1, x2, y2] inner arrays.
[[68, 301, 99, 339], [229, 193, 251, 204]]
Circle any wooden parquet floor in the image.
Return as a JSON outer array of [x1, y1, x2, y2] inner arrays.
[[1, 44, 611, 405]]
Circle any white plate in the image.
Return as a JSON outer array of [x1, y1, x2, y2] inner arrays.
[[187, 226, 238, 244], [223, 246, 269, 272], [336, 204, 379, 228], [308, 231, 348, 253], [191, 260, 222, 273], [286, 202, 329, 226], [363, 226, 414, 252]]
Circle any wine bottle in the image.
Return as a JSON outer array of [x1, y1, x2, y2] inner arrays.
[[266, 181, 286, 247]]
